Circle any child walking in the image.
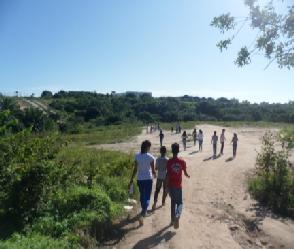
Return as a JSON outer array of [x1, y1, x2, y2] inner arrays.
[[152, 146, 169, 210], [166, 143, 190, 229]]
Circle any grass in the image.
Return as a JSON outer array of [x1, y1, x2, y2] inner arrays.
[[63, 123, 142, 145], [160, 121, 294, 130]]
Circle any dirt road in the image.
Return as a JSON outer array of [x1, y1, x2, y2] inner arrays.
[[99, 125, 294, 249]]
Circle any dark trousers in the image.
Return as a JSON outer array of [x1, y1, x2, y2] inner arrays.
[[160, 138, 163, 147], [233, 143, 237, 157], [199, 140, 203, 151], [220, 142, 224, 154], [213, 143, 217, 156], [137, 179, 153, 216], [169, 187, 183, 222], [153, 179, 167, 204]]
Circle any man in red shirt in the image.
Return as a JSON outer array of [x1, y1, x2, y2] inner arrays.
[[166, 143, 190, 229]]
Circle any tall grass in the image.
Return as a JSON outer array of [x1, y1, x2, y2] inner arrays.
[[63, 123, 142, 145]]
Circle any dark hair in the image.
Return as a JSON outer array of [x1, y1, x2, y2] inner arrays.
[[199, 129, 203, 134], [214, 131, 216, 135], [182, 131, 186, 136], [141, 140, 151, 153], [171, 143, 179, 154], [160, 146, 166, 155]]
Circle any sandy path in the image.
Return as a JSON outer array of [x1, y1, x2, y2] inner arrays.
[[99, 124, 294, 249]]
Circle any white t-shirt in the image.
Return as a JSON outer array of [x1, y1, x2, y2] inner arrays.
[[211, 135, 218, 145], [135, 152, 155, 181], [198, 133, 203, 141], [220, 133, 225, 143]]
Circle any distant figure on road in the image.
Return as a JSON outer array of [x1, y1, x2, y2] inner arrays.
[[129, 140, 156, 226], [171, 126, 174, 133], [211, 131, 218, 158], [192, 128, 197, 146], [166, 143, 190, 229], [198, 129, 204, 151], [182, 131, 187, 151], [220, 129, 226, 155], [152, 146, 169, 211], [231, 133, 239, 158], [159, 129, 164, 147]]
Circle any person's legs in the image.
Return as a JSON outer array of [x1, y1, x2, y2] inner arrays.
[[137, 180, 145, 215], [213, 144, 217, 156], [174, 188, 183, 229], [169, 188, 176, 223], [153, 179, 162, 209], [220, 142, 224, 154], [138, 180, 153, 216], [233, 144, 237, 157], [162, 179, 167, 205]]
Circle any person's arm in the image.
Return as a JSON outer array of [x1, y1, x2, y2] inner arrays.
[[155, 159, 158, 170], [151, 160, 156, 178], [183, 164, 190, 178], [129, 161, 137, 188]]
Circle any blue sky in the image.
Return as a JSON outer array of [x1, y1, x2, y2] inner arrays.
[[0, 0, 293, 103]]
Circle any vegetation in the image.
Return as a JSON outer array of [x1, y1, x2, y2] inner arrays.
[[0, 129, 136, 248], [211, 0, 294, 69], [249, 131, 294, 216]]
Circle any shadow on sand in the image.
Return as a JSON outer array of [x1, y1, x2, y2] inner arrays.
[[101, 213, 142, 246], [203, 154, 221, 161], [132, 224, 175, 249], [225, 157, 234, 162], [189, 150, 199, 155]]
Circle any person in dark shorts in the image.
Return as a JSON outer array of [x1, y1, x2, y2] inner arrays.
[[231, 133, 238, 157], [220, 129, 226, 155], [182, 131, 187, 151], [166, 143, 190, 229], [152, 146, 169, 210], [211, 131, 218, 158], [192, 128, 197, 146], [198, 129, 203, 151], [129, 140, 156, 226], [159, 129, 164, 147]]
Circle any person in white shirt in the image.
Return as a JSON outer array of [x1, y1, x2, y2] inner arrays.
[[211, 131, 218, 158], [129, 140, 156, 225], [220, 129, 226, 155]]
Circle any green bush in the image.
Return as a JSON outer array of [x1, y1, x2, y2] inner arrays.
[[0, 233, 76, 249], [50, 186, 111, 221], [248, 131, 294, 215]]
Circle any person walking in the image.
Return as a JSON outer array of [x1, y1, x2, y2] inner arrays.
[[220, 129, 226, 155], [231, 133, 239, 158], [192, 128, 197, 146], [198, 129, 203, 151], [166, 143, 190, 229], [182, 131, 187, 151], [159, 129, 164, 147], [129, 140, 156, 226], [211, 131, 218, 158], [152, 146, 169, 210]]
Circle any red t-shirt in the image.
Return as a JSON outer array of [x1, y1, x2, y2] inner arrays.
[[167, 157, 186, 188]]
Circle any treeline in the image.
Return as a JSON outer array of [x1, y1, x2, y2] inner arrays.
[[46, 90, 294, 125], [1, 91, 294, 136]]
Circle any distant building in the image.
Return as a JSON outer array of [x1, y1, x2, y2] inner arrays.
[[111, 91, 152, 97]]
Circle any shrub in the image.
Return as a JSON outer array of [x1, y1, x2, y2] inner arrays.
[[50, 186, 112, 222], [248, 131, 294, 215]]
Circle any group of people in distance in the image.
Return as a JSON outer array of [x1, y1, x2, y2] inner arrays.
[[129, 127, 239, 230], [129, 141, 190, 229]]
